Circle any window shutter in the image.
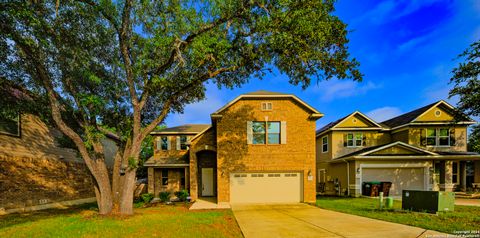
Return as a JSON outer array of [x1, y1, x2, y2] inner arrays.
[[176, 136, 181, 150], [156, 139, 161, 150], [247, 121, 253, 144], [420, 129, 426, 146], [167, 137, 171, 150], [343, 134, 347, 147], [362, 135, 367, 146], [281, 121, 287, 144], [450, 128, 456, 146]]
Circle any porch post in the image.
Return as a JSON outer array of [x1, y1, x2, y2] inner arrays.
[[460, 162, 467, 191], [442, 160, 454, 192], [190, 151, 198, 201], [184, 166, 189, 191]]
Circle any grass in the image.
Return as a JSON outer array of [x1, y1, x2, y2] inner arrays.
[[316, 197, 480, 234], [0, 203, 242, 238]]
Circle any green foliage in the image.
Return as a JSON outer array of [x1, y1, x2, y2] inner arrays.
[[141, 193, 154, 203], [174, 190, 189, 202], [127, 156, 138, 169], [450, 40, 480, 118], [468, 124, 480, 153], [159, 191, 171, 203]]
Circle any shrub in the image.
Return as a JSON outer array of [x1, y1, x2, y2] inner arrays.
[[174, 190, 189, 202], [159, 191, 171, 202], [141, 193, 154, 203]]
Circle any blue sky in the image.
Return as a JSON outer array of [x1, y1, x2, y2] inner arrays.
[[165, 0, 480, 129]]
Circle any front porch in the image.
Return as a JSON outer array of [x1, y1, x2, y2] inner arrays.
[[189, 197, 230, 210]]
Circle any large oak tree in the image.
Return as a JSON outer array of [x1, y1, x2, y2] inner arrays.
[[449, 40, 480, 153], [1, 0, 361, 215]]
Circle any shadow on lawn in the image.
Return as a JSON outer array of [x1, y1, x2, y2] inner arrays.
[[0, 203, 98, 229]]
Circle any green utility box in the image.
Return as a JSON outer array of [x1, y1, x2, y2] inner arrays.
[[402, 190, 455, 213]]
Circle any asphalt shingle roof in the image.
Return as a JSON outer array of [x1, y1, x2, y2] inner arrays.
[[154, 124, 210, 133], [380, 101, 439, 128]]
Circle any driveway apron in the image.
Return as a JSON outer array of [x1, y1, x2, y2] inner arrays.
[[231, 203, 448, 238]]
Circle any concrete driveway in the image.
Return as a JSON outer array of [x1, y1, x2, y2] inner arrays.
[[231, 203, 448, 238]]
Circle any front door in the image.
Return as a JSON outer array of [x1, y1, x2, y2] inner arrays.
[[201, 168, 214, 196]]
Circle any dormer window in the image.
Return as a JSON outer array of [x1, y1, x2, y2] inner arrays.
[[261, 102, 272, 111]]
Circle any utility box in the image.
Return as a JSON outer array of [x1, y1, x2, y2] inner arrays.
[[402, 190, 455, 213]]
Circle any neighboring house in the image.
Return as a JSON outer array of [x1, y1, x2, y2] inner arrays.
[[145, 91, 322, 204], [316, 100, 480, 197]]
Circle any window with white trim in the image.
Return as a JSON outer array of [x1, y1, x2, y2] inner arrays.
[[252, 121, 280, 144], [161, 169, 168, 185], [261, 102, 272, 111], [426, 128, 450, 147], [322, 136, 328, 153], [346, 133, 363, 147]]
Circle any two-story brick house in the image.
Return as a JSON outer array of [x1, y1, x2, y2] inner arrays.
[[145, 91, 322, 204], [316, 100, 480, 197]]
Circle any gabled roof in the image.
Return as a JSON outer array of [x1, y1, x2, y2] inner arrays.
[[151, 124, 210, 135], [211, 90, 322, 117], [316, 111, 383, 136], [334, 141, 437, 160], [381, 100, 474, 129]]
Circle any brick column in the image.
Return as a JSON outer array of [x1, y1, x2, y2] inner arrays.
[[147, 167, 154, 194], [189, 152, 198, 201], [441, 160, 454, 192], [475, 161, 480, 183], [461, 162, 467, 191]]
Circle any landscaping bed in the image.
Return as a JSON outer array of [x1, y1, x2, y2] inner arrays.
[[0, 203, 242, 238], [316, 196, 480, 234]]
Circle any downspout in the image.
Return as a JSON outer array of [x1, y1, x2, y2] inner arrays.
[[341, 158, 350, 196]]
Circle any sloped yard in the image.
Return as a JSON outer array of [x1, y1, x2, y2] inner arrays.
[[316, 197, 480, 234], [0, 203, 242, 238]]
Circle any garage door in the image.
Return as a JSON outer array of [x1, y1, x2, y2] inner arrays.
[[362, 168, 425, 197], [230, 172, 302, 203]]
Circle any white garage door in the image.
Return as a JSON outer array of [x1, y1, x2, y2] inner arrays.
[[230, 172, 302, 203], [362, 168, 426, 197]]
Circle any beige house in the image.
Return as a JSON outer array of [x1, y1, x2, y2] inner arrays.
[[145, 91, 322, 204], [316, 100, 480, 197]]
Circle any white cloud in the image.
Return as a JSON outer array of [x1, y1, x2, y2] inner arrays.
[[366, 107, 403, 122], [310, 80, 381, 102], [164, 85, 227, 126]]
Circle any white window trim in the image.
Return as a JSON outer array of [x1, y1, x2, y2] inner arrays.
[[261, 102, 273, 111], [346, 133, 363, 147], [321, 136, 328, 153], [426, 128, 450, 147]]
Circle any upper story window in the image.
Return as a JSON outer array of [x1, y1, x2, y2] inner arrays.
[[426, 128, 450, 147], [261, 102, 273, 111], [180, 135, 188, 150], [0, 111, 20, 137], [322, 136, 328, 153], [160, 136, 169, 150], [252, 121, 280, 144], [345, 133, 363, 147]]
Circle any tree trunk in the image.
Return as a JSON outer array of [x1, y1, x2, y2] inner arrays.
[[91, 160, 114, 215], [119, 169, 137, 215]]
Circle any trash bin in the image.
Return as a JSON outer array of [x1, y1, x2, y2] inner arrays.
[[370, 182, 381, 197], [381, 182, 392, 197], [362, 182, 371, 196]]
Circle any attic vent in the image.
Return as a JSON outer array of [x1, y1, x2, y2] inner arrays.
[[352, 118, 358, 123], [435, 110, 441, 117], [261, 102, 273, 111]]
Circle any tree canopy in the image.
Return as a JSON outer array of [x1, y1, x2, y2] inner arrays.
[[449, 40, 480, 153], [1, 0, 361, 214]]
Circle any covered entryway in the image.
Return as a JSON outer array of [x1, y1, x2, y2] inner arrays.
[[230, 172, 302, 203], [362, 167, 426, 197]]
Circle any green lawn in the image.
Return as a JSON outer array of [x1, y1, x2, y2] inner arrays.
[[316, 197, 480, 234], [0, 203, 242, 238]]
